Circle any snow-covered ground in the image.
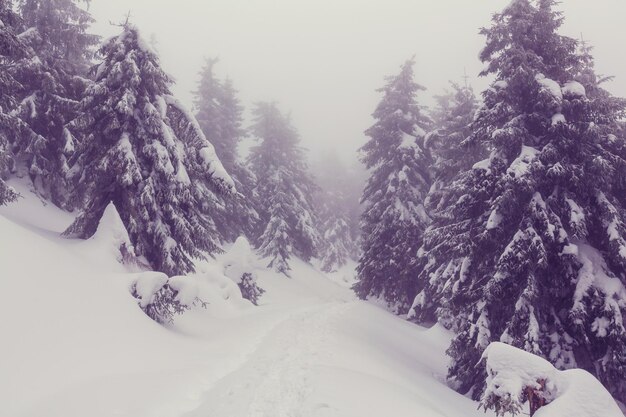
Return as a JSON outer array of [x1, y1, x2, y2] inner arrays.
[[1, 180, 487, 417]]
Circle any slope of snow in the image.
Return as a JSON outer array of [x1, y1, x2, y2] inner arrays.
[[1, 183, 489, 417], [327, 259, 359, 288], [0, 179, 75, 233]]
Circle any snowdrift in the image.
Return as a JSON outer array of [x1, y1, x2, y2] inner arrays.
[[481, 342, 623, 417], [1, 181, 488, 417]]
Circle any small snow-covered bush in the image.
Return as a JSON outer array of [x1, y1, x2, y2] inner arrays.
[[222, 237, 265, 306], [238, 272, 265, 306], [479, 342, 623, 417], [130, 272, 206, 324]]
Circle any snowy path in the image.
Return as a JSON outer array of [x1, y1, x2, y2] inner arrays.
[[184, 302, 354, 417], [1, 185, 488, 417], [181, 295, 485, 417]]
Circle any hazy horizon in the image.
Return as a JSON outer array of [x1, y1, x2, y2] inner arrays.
[[88, 0, 626, 165]]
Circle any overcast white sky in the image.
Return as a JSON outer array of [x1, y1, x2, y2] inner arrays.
[[89, 0, 626, 164]]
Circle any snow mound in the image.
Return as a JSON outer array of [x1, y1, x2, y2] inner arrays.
[[190, 261, 254, 315], [75, 201, 150, 272], [90, 202, 132, 251], [218, 236, 266, 306], [222, 236, 256, 283], [481, 342, 622, 417], [169, 275, 200, 306], [132, 271, 169, 308]]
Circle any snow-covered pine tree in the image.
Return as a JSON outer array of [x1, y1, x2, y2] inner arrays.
[[314, 153, 360, 272], [320, 216, 353, 273], [18, 0, 97, 81], [409, 82, 482, 325], [194, 59, 239, 170], [222, 236, 265, 305], [193, 58, 259, 242], [571, 33, 626, 406], [425, 82, 481, 218], [11, 0, 98, 208], [248, 102, 321, 276], [0, 0, 41, 205], [64, 24, 234, 276], [410, 0, 626, 402], [344, 159, 368, 260], [354, 58, 432, 314], [0, 136, 16, 204]]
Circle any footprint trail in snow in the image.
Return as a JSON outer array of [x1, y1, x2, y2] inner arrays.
[[184, 303, 353, 417]]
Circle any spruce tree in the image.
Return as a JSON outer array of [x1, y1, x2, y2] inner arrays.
[[409, 82, 482, 324], [18, 0, 97, 76], [354, 58, 432, 314], [411, 0, 626, 402], [64, 24, 234, 276], [314, 153, 360, 272], [320, 216, 353, 273], [248, 102, 320, 276], [425, 82, 481, 218], [193, 58, 259, 242], [0, 0, 40, 205], [11, 0, 98, 207], [571, 33, 626, 406]]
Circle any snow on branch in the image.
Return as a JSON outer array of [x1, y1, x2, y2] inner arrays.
[[535, 74, 562, 101], [562, 81, 586, 98], [163, 94, 235, 191]]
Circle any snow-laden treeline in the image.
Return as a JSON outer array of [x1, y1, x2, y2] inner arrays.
[[1, 0, 626, 415], [353, 0, 626, 409], [0, 0, 359, 278]]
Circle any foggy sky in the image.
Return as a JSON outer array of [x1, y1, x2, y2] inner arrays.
[[88, 0, 626, 164]]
